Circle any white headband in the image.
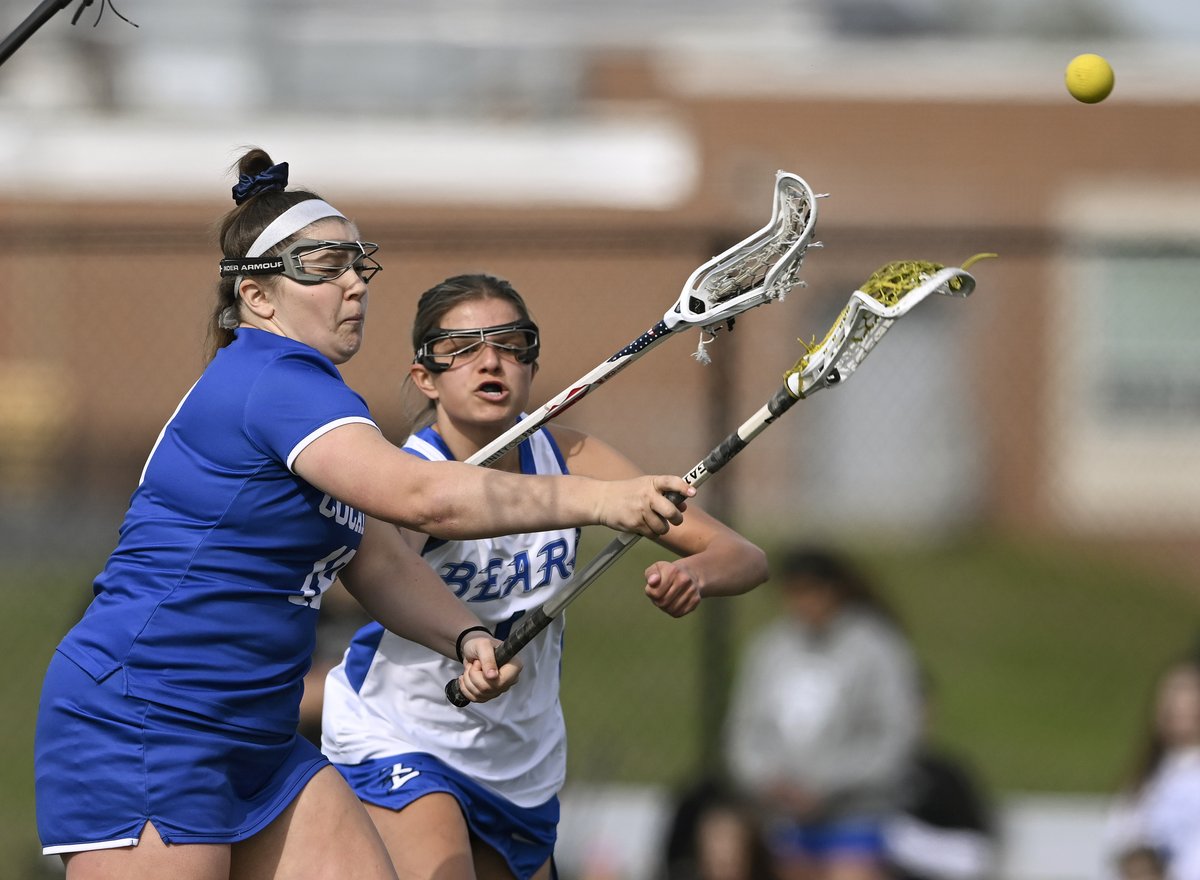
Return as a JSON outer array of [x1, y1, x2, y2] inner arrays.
[[246, 199, 347, 257]]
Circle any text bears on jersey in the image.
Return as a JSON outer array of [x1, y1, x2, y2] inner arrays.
[[438, 538, 574, 603]]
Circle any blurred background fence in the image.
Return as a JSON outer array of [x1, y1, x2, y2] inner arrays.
[[2, 1, 1200, 878]]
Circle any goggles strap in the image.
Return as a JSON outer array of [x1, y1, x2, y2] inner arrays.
[[231, 199, 347, 299]]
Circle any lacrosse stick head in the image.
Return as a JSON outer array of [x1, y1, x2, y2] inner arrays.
[[784, 254, 993, 398], [665, 171, 820, 336]]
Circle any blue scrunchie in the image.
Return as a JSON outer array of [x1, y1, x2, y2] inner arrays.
[[231, 162, 289, 205]]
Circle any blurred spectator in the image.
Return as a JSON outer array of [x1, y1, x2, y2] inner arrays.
[[662, 777, 782, 880], [1102, 653, 1200, 880], [723, 547, 921, 880], [883, 672, 997, 880], [1115, 845, 1168, 880]]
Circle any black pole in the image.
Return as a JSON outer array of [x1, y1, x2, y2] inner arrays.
[[697, 235, 739, 775], [0, 0, 79, 69]]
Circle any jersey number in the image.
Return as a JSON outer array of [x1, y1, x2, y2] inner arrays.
[[289, 545, 357, 608]]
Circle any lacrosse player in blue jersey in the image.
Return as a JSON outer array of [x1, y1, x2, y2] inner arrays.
[[322, 273, 769, 880], [34, 150, 693, 880]]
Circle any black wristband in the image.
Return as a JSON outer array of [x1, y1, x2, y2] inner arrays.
[[455, 625, 493, 662]]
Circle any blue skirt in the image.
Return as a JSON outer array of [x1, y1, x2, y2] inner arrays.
[[335, 752, 559, 880], [36, 650, 327, 855]]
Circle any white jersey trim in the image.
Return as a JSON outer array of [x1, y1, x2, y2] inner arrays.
[[138, 379, 201, 486], [403, 433, 443, 462], [287, 417, 378, 471], [43, 836, 141, 855]]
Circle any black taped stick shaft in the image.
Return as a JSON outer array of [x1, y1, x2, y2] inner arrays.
[[445, 383, 801, 707], [445, 606, 555, 707]]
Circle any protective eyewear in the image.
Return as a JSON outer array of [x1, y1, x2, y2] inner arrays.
[[415, 320, 540, 372], [220, 239, 382, 285]]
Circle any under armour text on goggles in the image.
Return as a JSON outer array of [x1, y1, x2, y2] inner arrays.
[[220, 239, 382, 286], [414, 320, 540, 372]]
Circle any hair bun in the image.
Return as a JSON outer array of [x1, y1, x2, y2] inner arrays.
[[231, 161, 290, 205]]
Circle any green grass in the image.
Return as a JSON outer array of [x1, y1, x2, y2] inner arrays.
[[2, 564, 94, 880], [5, 534, 1198, 875], [559, 530, 1200, 797], [860, 537, 1198, 793]]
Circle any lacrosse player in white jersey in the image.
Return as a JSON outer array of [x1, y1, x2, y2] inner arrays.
[[322, 273, 769, 880]]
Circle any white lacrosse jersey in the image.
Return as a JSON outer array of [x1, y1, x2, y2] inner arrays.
[[321, 424, 575, 808]]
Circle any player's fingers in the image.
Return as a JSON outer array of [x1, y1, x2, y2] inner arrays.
[[634, 505, 667, 537], [656, 476, 693, 502], [654, 588, 695, 617], [666, 579, 701, 617], [644, 579, 669, 606], [455, 670, 481, 703], [496, 656, 523, 690], [602, 478, 669, 536], [458, 654, 522, 703], [644, 561, 677, 595], [461, 634, 499, 680], [668, 566, 701, 616], [654, 477, 692, 523], [646, 496, 685, 533], [644, 563, 673, 599], [644, 562, 699, 616], [677, 593, 701, 617]]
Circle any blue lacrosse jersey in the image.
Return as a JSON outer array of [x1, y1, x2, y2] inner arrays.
[[57, 328, 376, 734]]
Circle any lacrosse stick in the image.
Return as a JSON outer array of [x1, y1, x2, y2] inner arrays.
[[466, 171, 821, 467], [447, 254, 993, 706], [0, 1, 136, 68]]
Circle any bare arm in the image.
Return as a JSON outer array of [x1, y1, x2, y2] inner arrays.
[[338, 515, 520, 702], [292, 422, 691, 540], [550, 425, 768, 617]]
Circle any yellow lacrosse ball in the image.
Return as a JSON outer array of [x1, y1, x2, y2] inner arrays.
[[1065, 53, 1114, 104]]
